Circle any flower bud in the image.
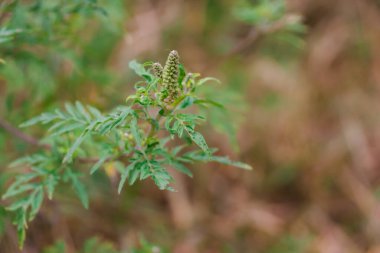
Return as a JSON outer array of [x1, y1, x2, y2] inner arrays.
[[161, 50, 180, 104], [152, 62, 163, 80]]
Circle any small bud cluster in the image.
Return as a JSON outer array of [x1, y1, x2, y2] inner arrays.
[[182, 73, 193, 91], [152, 62, 163, 79], [161, 50, 181, 104]]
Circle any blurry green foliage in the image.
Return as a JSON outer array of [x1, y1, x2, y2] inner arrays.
[[265, 235, 311, 253], [234, 0, 286, 25], [0, 0, 125, 247], [198, 84, 246, 151], [131, 238, 167, 253], [234, 0, 306, 60], [0, 27, 22, 45], [0, 0, 125, 109], [43, 237, 165, 253]]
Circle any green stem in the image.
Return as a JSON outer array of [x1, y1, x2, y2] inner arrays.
[[147, 95, 187, 138]]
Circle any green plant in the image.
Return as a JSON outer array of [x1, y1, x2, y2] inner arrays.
[[2, 50, 251, 248], [0, 0, 124, 107], [232, 0, 306, 59]]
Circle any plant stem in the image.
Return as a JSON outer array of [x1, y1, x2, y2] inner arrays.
[[147, 95, 186, 138], [0, 116, 50, 149]]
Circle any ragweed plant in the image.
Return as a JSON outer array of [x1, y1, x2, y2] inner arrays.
[[2, 51, 251, 248]]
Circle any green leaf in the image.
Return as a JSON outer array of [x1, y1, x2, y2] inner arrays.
[[2, 184, 35, 199], [183, 151, 252, 170], [129, 60, 153, 82], [87, 105, 103, 119], [75, 101, 91, 122], [46, 175, 57, 200], [178, 96, 194, 109], [209, 156, 252, 170], [6, 198, 29, 211], [118, 162, 135, 193], [171, 145, 186, 156], [49, 122, 83, 137], [0, 27, 22, 44], [187, 129, 210, 155], [194, 98, 225, 109], [128, 168, 140, 186], [172, 161, 193, 177], [67, 170, 89, 209], [197, 77, 220, 87], [65, 103, 80, 120], [178, 64, 186, 86], [165, 117, 174, 132], [19, 112, 57, 127], [90, 156, 108, 175], [63, 130, 89, 163], [29, 187, 44, 220], [150, 167, 172, 190], [130, 117, 142, 147]]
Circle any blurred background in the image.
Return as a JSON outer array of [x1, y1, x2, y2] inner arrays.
[[1, 0, 380, 252]]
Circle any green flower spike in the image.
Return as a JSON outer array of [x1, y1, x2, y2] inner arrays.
[[161, 50, 180, 104]]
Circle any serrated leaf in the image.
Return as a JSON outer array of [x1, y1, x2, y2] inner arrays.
[[172, 162, 193, 177], [19, 113, 55, 127], [6, 198, 29, 211], [49, 122, 83, 137], [29, 187, 44, 220], [209, 156, 252, 170], [90, 156, 108, 175], [2, 184, 35, 199], [139, 162, 151, 180], [87, 105, 103, 119], [107, 107, 132, 131], [165, 117, 174, 132], [171, 145, 186, 156], [118, 162, 136, 193], [65, 103, 80, 120], [68, 170, 89, 209], [151, 167, 172, 190], [75, 101, 91, 122], [183, 151, 252, 170], [47, 120, 66, 133], [46, 175, 57, 200], [128, 168, 140, 186], [2, 174, 38, 197], [130, 117, 142, 147], [63, 130, 89, 163], [187, 129, 210, 155]]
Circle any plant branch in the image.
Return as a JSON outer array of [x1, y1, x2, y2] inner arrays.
[[0, 116, 50, 149], [226, 14, 301, 56], [0, 116, 120, 164]]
